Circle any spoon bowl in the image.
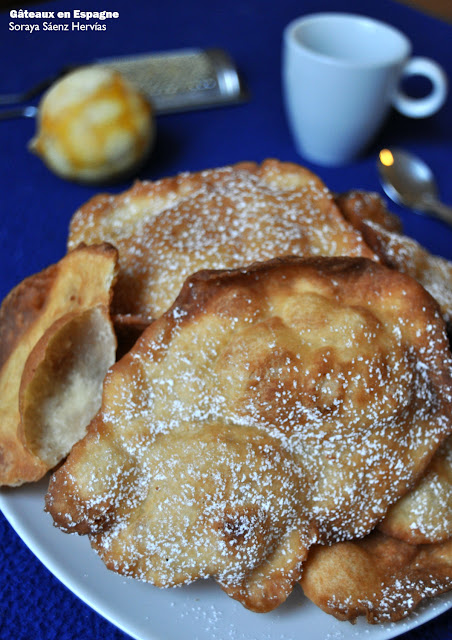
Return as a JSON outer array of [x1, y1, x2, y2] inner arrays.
[[377, 148, 452, 227]]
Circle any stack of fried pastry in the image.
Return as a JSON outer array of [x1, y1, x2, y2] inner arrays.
[[1, 160, 451, 623]]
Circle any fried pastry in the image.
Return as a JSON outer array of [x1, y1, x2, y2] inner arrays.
[[0, 244, 118, 486], [46, 256, 452, 612], [336, 190, 452, 330], [380, 435, 452, 544], [68, 159, 376, 323], [335, 190, 403, 234], [300, 531, 452, 623], [301, 434, 452, 622]]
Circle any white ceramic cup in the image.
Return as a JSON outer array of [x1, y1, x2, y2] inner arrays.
[[282, 13, 448, 166]]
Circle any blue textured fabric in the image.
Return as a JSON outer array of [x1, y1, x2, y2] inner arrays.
[[0, 0, 451, 638]]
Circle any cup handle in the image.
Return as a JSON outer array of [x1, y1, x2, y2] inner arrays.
[[392, 57, 448, 118]]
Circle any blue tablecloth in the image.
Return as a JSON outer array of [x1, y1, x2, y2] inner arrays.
[[0, 1, 451, 639]]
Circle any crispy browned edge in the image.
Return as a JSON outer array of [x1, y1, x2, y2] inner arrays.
[[170, 255, 443, 335], [335, 190, 406, 271], [335, 190, 403, 234], [0, 264, 58, 373]]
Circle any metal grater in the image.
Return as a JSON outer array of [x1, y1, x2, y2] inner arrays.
[[96, 48, 248, 113], [0, 48, 248, 119]]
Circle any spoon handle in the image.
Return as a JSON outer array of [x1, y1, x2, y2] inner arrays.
[[425, 199, 452, 227]]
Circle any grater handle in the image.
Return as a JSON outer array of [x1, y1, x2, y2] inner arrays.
[[0, 105, 38, 120], [0, 74, 68, 106]]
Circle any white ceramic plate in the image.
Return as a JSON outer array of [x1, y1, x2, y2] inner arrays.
[[0, 477, 451, 640]]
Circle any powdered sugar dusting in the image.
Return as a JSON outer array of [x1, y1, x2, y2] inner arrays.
[[47, 257, 452, 615], [68, 161, 375, 319]]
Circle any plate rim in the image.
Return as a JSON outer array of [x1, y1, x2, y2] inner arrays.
[[1, 481, 451, 640]]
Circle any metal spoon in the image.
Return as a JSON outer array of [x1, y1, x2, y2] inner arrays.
[[377, 148, 452, 227]]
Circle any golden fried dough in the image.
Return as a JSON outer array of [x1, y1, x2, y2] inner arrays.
[[68, 159, 376, 323], [380, 435, 452, 544], [336, 190, 452, 330], [300, 532, 452, 623], [0, 244, 118, 486], [335, 190, 403, 234], [46, 256, 452, 612], [301, 431, 452, 621]]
